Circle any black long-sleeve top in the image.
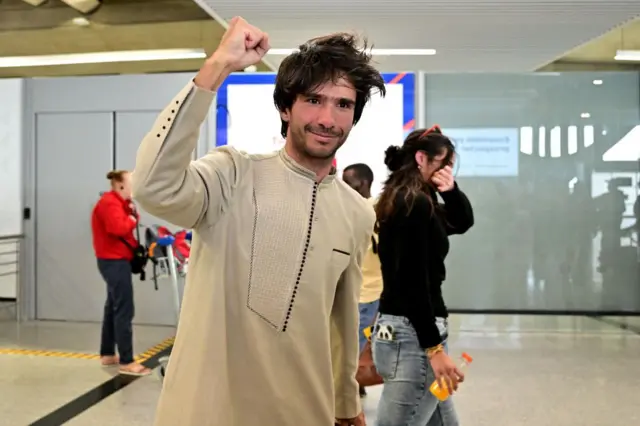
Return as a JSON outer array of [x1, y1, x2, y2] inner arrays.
[[377, 182, 474, 349]]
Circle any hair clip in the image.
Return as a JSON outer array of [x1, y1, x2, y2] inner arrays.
[[420, 124, 441, 138]]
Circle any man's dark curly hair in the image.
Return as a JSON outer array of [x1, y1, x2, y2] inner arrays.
[[273, 33, 386, 138]]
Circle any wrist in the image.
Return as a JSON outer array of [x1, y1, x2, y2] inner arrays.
[[438, 183, 456, 194], [426, 344, 445, 359], [194, 53, 234, 92], [207, 51, 235, 73]]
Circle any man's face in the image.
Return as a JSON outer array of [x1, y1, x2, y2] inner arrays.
[[281, 77, 356, 162], [342, 169, 366, 198]]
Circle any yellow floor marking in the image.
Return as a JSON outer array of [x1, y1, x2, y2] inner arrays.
[[0, 336, 175, 361]]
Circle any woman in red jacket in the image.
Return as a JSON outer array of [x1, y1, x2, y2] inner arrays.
[[91, 170, 151, 376]]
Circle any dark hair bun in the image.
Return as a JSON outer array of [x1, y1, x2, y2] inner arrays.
[[384, 145, 404, 172], [106, 170, 127, 181]]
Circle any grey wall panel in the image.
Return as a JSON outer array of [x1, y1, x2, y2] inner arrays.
[[35, 112, 113, 321], [115, 111, 181, 326], [24, 72, 218, 324]]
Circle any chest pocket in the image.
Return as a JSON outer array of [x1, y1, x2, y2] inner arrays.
[[330, 248, 351, 284]]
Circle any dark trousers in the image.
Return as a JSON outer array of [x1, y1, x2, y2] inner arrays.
[[97, 259, 135, 365]]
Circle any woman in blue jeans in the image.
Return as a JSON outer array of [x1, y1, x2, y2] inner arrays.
[[372, 126, 474, 425], [91, 170, 151, 376]]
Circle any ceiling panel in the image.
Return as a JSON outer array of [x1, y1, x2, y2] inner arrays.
[[0, 0, 211, 31], [0, 0, 274, 77], [0, 21, 273, 77], [552, 16, 640, 66], [193, 0, 640, 72]]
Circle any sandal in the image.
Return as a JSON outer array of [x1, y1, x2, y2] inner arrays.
[[119, 362, 152, 376]]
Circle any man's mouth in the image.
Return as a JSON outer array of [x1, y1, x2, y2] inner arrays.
[[308, 130, 337, 143]]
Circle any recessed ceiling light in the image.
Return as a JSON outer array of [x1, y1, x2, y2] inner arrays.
[[614, 50, 640, 61], [71, 17, 90, 26], [581, 113, 591, 119], [0, 49, 207, 68], [592, 79, 603, 85]]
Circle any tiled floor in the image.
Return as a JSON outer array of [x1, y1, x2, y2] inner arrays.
[[0, 304, 174, 426], [1, 313, 639, 426]]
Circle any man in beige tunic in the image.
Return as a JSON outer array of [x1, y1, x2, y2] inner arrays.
[[132, 17, 386, 426]]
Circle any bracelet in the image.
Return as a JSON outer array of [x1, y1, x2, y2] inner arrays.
[[426, 344, 444, 359]]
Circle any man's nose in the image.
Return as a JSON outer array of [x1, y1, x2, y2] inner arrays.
[[316, 104, 336, 128]]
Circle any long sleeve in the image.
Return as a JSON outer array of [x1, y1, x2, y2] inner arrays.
[[131, 81, 247, 230], [330, 211, 374, 419], [98, 198, 136, 237], [401, 194, 442, 349], [439, 182, 474, 235]]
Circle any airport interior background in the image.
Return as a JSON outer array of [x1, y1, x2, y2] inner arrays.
[[1, 0, 640, 425]]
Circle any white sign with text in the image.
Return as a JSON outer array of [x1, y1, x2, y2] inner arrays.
[[445, 128, 519, 177]]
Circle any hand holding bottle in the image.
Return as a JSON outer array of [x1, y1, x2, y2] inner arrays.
[[428, 350, 465, 396], [429, 352, 473, 401]]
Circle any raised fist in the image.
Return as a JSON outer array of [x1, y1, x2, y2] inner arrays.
[[214, 16, 270, 71]]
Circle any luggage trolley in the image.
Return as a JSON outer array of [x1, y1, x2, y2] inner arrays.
[[147, 230, 192, 380]]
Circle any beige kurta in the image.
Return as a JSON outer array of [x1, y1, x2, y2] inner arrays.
[[132, 81, 375, 426]]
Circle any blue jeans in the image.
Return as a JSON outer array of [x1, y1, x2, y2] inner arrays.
[[372, 314, 459, 426], [97, 259, 135, 365], [358, 299, 380, 354]]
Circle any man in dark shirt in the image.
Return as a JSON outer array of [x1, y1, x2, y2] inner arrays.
[[343, 163, 382, 397]]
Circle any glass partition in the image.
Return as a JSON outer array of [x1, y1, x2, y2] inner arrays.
[[421, 72, 640, 313]]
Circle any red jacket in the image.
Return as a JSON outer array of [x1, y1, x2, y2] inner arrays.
[[91, 191, 138, 260]]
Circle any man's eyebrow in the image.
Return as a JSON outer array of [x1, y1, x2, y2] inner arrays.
[[304, 93, 356, 104]]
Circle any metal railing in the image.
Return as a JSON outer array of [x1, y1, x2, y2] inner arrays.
[[0, 234, 23, 321]]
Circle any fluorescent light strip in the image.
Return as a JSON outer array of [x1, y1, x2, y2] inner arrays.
[[567, 126, 578, 155], [550, 126, 561, 158], [520, 127, 533, 155], [614, 50, 640, 61], [583, 125, 594, 148], [0, 49, 207, 68], [267, 48, 436, 56], [538, 126, 546, 157]]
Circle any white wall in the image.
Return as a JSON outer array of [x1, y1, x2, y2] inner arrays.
[[0, 79, 23, 299]]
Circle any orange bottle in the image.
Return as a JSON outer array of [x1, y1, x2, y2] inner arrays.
[[429, 352, 473, 401]]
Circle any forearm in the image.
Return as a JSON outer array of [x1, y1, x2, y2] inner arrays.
[[193, 55, 233, 92], [132, 59, 231, 229], [440, 183, 474, 234], [332, 228, 372, 419], [409, 305, 442, 350], [106, 216, 136, 238], [101, 204, 136, 237], [331, 293, 361, 419], [404, 196, 442, 349], [400, 270, 442, 350]]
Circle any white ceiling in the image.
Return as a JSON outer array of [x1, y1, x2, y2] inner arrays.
[[193, 0, 640, 72]]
